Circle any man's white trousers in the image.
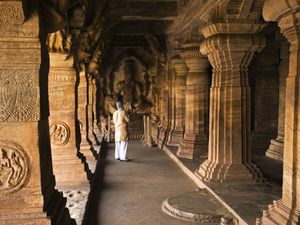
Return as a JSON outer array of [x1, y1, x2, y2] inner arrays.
[[115, 141, 128, 160]]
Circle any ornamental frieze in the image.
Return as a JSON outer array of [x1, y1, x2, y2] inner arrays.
[[0, 49, 40, 65], [0, 140, 31, 195]]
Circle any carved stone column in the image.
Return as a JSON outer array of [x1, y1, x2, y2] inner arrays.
[[86, 75, 100, 152], [92, 78, 102, 142], [177, 41, 210, 159], [48, 53, 88, 190], [158, 64, 171, 148], [77, 66, 96, 173], [258, 2, 300, 224], [196, 23, 265, 182], [266, 39, 289, 161], [167, 56, 187, 146], [0, 2, 73, 224]]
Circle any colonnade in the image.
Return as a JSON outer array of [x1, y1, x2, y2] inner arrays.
[[0, 3, 102, 224], [150, 1, 300, 224]]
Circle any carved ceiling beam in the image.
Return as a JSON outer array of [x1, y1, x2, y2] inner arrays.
[[167, 0, 265, 40]]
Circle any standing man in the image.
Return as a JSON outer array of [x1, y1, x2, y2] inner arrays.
[[113, 101, 130, 161]]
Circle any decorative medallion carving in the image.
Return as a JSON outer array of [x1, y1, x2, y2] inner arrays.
[[50, 122, 70, 147], [0, 2, 25, 26], [0, 70, 39, 122], [0, 140, 31, 194]]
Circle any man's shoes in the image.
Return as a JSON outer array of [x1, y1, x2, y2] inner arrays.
[[116, 158, 120, 160], [120, 158, 129, 162]]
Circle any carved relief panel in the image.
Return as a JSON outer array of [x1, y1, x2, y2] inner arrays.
[[0, 69, 39, 122], [0, 140, 31, 195], [49, 122, 70, 147]]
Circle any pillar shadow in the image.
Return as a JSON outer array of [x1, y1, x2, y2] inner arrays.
[[82, 141, 108, 225]]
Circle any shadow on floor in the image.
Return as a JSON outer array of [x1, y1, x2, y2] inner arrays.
[[82, 141, 108, 225]]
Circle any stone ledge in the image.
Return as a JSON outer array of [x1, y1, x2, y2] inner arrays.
[[162, 145, 281, 225]]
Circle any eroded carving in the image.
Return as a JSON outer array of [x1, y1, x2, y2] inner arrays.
[[50, 122, 70, 147], [0, 70, 39, 122], [0, 140, 30, 194]]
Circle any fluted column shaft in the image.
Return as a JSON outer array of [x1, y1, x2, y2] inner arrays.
[[196, 23, 265, 182], [259, 2, 300, 223], [177, 42, 210, 159], [167, 56, 187, 146]]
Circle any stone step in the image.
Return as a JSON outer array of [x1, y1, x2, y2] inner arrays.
[[162, 189, 236, 225]]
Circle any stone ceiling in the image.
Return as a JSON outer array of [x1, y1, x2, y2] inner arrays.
[[101, 0, 180, 47]]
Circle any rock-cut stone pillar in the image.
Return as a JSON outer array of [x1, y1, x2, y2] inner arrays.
[[167, 56, 187, 146], [265, 38, 289, 161], [196, 23, 265, 182], [177, 41, 210, 159], [0, 2, 73, 224], [77, 65, 97, 173], [92, 78, 102, 142], [48, 53, 88, 190], [258, 2, 300, 224], [86, 75, 100, 153]]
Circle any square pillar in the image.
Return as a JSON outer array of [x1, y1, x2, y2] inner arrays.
[[77, 64, 97, 173], [48, 52, 88, 190], [0, 2, 73, 224]]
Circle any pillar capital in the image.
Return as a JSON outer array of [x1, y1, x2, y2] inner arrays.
[[200, 33, 265, 63], [200, 22, 265, 38], [171, 55, 188, 76], [263, 0, 300, 22], [278, 12, 300, 48], [180, 41, 210, 73]]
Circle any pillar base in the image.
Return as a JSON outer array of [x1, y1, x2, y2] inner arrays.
[[51, 147, 88, 190], [257, 200, 300, 225], [0, 183, 75, 225], [52, 160, 88, 190], [167, 129, 184, 146], [195, 159, 263, 183], [177, 137, 208, 159], [266, 138, 283, 161]]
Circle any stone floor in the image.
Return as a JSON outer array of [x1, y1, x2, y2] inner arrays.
[[83, 141, 200, 225], [163, 146, 282, 225], [81, 141, 282, 225]]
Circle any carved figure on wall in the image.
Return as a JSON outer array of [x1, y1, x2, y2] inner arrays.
[[0, 141, 29, 194], [113, 59, 153, 115], [50, 122, 70, 147]]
